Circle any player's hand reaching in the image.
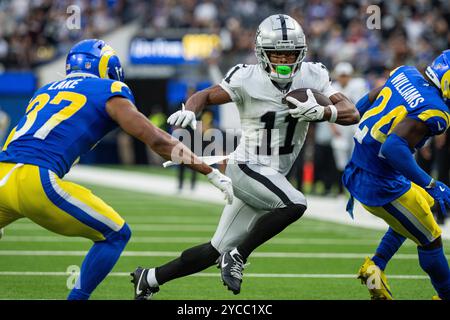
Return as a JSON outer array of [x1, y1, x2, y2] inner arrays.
[[286, 89, 325, 121], [426, 180, 450, 216], [207, 168, 234, 204], [167, 103, 197, 130]]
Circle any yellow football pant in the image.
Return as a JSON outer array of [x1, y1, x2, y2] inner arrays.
[[363, 183, 441, 246], [0, 162, 125, 241]]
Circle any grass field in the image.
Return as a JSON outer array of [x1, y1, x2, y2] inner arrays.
[[0, 182, 448, 300]]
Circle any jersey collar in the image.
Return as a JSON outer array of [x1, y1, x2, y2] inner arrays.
[[65, 72, 99, 79], [271, 80, 292, 93]]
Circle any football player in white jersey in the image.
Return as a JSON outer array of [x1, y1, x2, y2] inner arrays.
[[131, 14, 360, 299]]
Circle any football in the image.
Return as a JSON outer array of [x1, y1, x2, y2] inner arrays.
[[283, 88, 332, 109]]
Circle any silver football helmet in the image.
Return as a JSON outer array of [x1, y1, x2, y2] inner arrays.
[[255, 14, 307, 84]]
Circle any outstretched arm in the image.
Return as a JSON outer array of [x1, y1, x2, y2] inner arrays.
[[381, 118, 450, 213], [167, 85, 232, 129], [381, 118, 432, 187], [105, 96, 234, 203], [185, 85, 232, 113], [106, 97, 212, 174]]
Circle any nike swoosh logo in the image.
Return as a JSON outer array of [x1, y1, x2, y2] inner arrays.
[[440, 186, 445, 192], [437, 122, 444, 132], [221, 256, 228, 268], [136, 272, 144, 295]]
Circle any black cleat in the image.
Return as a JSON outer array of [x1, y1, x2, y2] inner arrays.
[[130, 267, 159, 300], [219, 249, 245, 295]]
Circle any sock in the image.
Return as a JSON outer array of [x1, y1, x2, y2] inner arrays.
[[155, 242, 220, 285], [146, 268, 159, 288], [372, 228, 406, 271], [418, 246, 450, 300], [67, 224, 131, 300], [237, 204, 306, 259]]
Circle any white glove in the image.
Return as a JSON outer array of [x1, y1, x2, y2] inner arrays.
[[167, 103, 197, 130], [286, 89, 325, 121], [206, 168, 234, 204]]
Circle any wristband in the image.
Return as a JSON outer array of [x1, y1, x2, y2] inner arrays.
[[328, 105, 338, 123], [425, 178, 436, 189]]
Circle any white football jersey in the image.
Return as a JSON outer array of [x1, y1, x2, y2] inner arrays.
[[220, 62, 338, 175]]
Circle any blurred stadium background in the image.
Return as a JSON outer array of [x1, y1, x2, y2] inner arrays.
[[0, 0, 449, 300]]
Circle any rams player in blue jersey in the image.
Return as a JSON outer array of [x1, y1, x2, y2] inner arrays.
[[343, 50, 450, 300], [0, 39, 233, 300]]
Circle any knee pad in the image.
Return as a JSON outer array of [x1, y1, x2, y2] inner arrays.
[[421, 237, 442, 251], [180, 242, 219, 265], [280, 203, 306, 223], [107, 223, 131, 244]]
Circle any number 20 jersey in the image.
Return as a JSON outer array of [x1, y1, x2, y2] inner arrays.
[[344, 65, 450, 206], [0, 75, 135, 178], [220, 62, 337, 175]]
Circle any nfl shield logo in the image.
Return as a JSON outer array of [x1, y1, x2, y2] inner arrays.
[[85, 62, 91, 69]]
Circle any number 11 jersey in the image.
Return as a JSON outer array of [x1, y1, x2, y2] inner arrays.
[[220, 62, 337, 175]]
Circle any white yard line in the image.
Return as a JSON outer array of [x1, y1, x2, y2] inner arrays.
[[0, 250, 420, 259], [1, 235, 422, 246], [0, 271, 428, 280], [65, 166, 450, 239], [5, 223, 379, 234]]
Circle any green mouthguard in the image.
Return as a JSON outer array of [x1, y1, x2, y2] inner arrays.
[[276, 65, 292, 75]]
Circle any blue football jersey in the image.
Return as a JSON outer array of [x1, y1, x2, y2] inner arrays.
[[0, 76, 134, 177], [343, 65, 450, 206]]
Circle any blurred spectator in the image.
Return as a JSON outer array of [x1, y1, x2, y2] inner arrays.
[[434, 133, 449, 224], [329, 62, 369, 194], [174, 86, 198, 191], [313, 121, 339, 196], [435, 133, 450, 186], [0, 0, 132, 69], [137, 0, 450, 80], [1, 0, 449, 79], [416, 133, 450, 225], [0, 107, 10, 148], [146, 105, 168, 166]]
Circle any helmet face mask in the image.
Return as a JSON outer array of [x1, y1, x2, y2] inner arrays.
[[255, 14, 307, 84], [260, 48, 306, 83], [106, 54, 125, 82]]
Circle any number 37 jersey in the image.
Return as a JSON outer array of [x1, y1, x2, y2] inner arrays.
[[220, 62, 337, 175], [0, 75, 134, 178]]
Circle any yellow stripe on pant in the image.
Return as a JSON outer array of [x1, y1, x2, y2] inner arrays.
[[0, 162, 125, 241], [363, 183, 441, 246]]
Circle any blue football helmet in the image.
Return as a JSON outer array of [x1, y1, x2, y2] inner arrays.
[[66, 39, 124, 82], [425, 49, 450, 102]]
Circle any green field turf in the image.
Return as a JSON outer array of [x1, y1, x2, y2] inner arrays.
[[0, 183, 448, 300]]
